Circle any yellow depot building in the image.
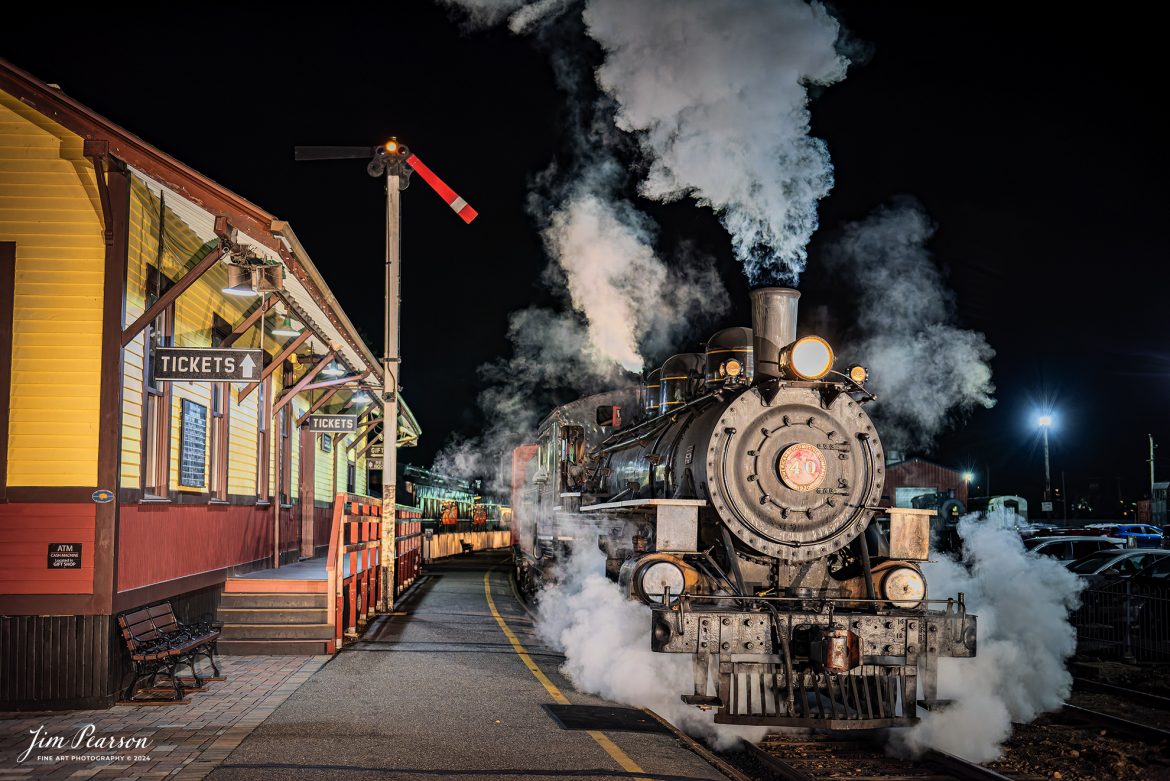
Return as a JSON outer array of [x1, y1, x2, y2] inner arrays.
[[0, 59, 420, 708]]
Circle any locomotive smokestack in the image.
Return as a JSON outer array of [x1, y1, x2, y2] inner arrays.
[[750, 287, 801, 381]]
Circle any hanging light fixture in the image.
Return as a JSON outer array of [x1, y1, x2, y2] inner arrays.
[[271, 312, 302, 337], [322, 363, 345, 376]]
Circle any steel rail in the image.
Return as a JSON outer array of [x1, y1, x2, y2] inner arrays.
[[1060, 703, 1170, 743], [737, 737, 1016, 781], [1072, 677, 1170, 711]]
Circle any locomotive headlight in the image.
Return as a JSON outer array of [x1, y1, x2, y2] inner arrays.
[[881, 566, 927, 609], [786, 336, 834, 380], [725, 359, 742, 377], [638, 560, 686, 604]]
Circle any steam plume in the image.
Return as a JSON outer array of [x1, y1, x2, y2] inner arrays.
[[441, 0, 851, 284], [584, 0, 848, 283], [824, 202, 996, 451], [895, 511, 1083, 761], [536, 537, 767, 750]]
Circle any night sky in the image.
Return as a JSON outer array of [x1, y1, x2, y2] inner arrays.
[[3, 3, 1165, 514]]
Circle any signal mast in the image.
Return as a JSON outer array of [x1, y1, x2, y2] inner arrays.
[[295, 140, 477, 610]]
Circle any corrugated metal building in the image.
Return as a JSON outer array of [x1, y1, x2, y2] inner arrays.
[[0, 59, 420, 708], [882, 456, 968, 509]]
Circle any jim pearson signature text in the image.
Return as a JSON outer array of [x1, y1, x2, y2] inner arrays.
[[17, 724, 151, 763]]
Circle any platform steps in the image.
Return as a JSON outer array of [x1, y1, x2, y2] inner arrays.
[[216, 579, 332, 655]]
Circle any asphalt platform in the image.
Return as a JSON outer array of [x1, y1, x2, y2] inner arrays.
[[205, 550, 728, 781]]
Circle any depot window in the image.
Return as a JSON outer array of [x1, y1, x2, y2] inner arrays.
[[210, 314, 232, 501], [142, 265, 174, 499], [257, 375, 271, 502], [277, 361, 293, 506]]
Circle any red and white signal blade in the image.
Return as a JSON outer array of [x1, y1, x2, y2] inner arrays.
[[405, 154, 478, 224]]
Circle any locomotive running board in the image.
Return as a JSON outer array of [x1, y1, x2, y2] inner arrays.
[[579, 499, 708, 552], [579, 498, 707, 511]]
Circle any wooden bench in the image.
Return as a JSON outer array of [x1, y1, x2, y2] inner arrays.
[[117, 602, 221, 702]]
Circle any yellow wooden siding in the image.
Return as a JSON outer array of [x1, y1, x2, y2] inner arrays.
[[228, 383, 258, 496], [289, 394, 303, 501], [355, 449, 367, 496], [334, 435, 347, 496], [314, 417, 335, 502], [120, 175, 270, 496], [1, 91, 104, 486]]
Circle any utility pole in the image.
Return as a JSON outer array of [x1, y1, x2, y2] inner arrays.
[[1062, 470, 1068, 524], [1150, 434, 1157, 498], [1040, 421, 1052, 519]]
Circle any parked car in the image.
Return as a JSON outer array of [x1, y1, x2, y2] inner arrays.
[[1067, 549, 1170, 581], [1072, 550, 1170, 662], [1024, 535, 1125, 564], [1085, 524, 1164, 548]]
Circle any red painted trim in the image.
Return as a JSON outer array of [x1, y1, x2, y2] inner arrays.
[[93, 162, 130, 615], [0, 243, 13, 502], [117, 501, 282, 592]]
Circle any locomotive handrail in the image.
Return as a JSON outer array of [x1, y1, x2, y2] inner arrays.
[[594, 391, 723, 455]]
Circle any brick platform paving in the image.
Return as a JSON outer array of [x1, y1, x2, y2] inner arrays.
[[0, 656, 328, 781]]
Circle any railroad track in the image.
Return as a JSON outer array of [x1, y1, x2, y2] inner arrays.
[[739, 733, 1042, 781], [1057, 702, 1170, 744], [1072, 676, 1170, 711], [720, 689, 1170, 781]]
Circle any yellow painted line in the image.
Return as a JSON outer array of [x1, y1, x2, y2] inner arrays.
[[482, 570, 648, 779]]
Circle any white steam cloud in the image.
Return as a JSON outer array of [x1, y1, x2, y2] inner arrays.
[[535, 537, 767, 750], [584, 0, 849, 283], [825, 202, 996, 451], [543, 191, 727, 372], [895, 511, 1083, 761], [441, 0, 850, 284]]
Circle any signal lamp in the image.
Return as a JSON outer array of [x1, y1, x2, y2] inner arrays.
[[725, 358, 742, 377], [384, 140, 398, 153], [784, 336, 834, 380], [848, 365, 869, 384]]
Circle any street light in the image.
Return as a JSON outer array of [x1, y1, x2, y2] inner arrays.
[[1037, 413, 1054, 518]]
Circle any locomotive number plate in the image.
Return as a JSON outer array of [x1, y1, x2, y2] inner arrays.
[[776, 443, 827, 492]]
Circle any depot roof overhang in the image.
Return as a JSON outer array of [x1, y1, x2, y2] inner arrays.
[[0, 57, 420, 440]]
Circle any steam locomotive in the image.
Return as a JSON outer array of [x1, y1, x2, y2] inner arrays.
[[511, 288, 977, 729]]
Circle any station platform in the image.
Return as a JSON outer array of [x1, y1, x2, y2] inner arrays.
[[205, 550, 731, 781]]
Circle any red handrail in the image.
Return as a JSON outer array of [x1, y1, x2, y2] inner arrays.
[[325, 492, 382, 651]]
